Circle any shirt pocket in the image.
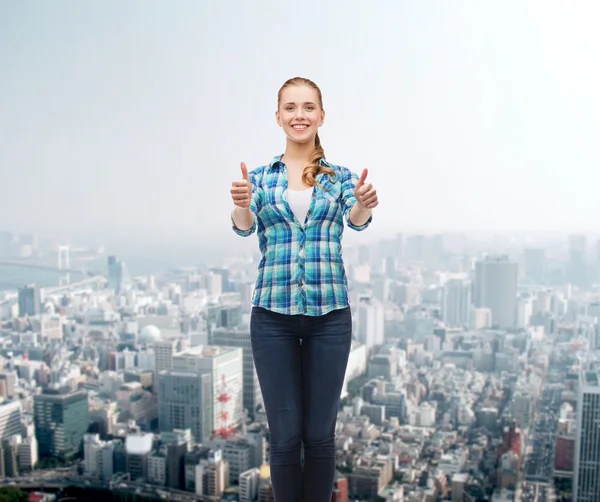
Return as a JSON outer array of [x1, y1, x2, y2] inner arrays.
[[320, 177, 342, 204], [263, 184, 292, 222]]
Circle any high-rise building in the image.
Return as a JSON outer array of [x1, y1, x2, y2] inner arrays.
[[0, 401, 22, 441], [107, 255, 127, 294], [522, 248, 546, 283], [154, 340, 178, 373], [473, 256, 518, 329], [405, 235, 425, 262], [441, 279, 471, 327], [18, 284, 40, 317], [210, 267, 232, 292], [34, 387, 89, 461], [212, 327, 262, 419], [157, 371, 213, 444], [207, 303, 242, 334], [573, 366, 600, 501], [356, 297, 385, 350], [171, 346, 244, 439], [567, 235, 588, 288]]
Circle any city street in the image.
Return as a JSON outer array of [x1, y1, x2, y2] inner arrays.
[[524, 365, 564, 490]]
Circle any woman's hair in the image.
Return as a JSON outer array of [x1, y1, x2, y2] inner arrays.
[[277, 77, 337, 188]]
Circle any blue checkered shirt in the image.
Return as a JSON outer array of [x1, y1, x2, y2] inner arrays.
[[231, 155, 372, 316]]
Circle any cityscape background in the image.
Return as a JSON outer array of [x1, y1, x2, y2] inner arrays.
[[1, 1, 600, 502]]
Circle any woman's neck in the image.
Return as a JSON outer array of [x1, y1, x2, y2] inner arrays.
[[282, 138, 314, 165]]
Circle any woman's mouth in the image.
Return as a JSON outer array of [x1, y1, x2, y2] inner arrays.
[[292, 124, 309, 131]]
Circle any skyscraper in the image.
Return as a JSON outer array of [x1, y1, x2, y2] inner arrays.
[[473, 255, 518, 329], [170, 346, 244, 439], [157, 371, 213, 444], [567, 235, 588, 288], [107, 255, 127, 294], [34, 387, 89, 461], [18, 284, 40, 317], [522, 248, 546, 284], [211, 327, 262, 419], [441, 279, 471, 327], [573, 365, 600, 501]]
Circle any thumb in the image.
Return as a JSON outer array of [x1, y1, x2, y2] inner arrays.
[[357, 168, 368, 187], [240, 162, 249, 181]]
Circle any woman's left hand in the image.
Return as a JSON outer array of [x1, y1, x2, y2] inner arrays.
[[354, 169, 378, 209]]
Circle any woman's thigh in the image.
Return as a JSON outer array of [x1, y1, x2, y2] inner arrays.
[[250, 307, 303, 446]]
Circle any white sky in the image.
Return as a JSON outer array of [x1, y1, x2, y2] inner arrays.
[[1, 0, 599, 247]]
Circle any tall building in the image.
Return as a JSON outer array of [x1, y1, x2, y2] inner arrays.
[[212, 327, 262, 418], [567, 235, 588, 288], [473, 256, 518, 329], [522, 248, 546, 283], [18, 284, 40, 317], [0, 401, 22, 441], [207, 302, 242, 334], [356, 297, 385, 349], [34, 387, 89, 461], [171, 346, 244, 438], [157, 371, 213, 443], [154, 340, 178, 373], [405, 235, 425, 262], [210, 267, 232, 292], [441, 279, 471, 327], [573, 366, 600, 501], [107, 255, 127, 294], [83, 433, 115, 480]]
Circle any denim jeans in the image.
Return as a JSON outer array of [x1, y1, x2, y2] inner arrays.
[[250, 306, 352, 502]]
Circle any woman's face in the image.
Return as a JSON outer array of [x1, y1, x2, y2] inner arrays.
[[276, 84, 324, 144]]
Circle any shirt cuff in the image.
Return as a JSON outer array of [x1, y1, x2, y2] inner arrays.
[[346, 205, 373, 231], [231, 213, 257, 237]]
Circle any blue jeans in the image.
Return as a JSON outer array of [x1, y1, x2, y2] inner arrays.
[[250, 306, 352, 502]]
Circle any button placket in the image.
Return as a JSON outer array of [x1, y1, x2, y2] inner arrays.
[[297, 236, 307, 312]]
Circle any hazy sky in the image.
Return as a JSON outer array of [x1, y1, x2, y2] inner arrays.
[[1, 0, 599, 249]]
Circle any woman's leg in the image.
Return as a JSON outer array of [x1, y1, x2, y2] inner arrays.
[[301, 307, 352, 502], [250, 307, 303, 502]]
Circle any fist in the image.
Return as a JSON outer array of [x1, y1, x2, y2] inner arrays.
[[231, 162, 252, 209], [354, 168, 378, 209]]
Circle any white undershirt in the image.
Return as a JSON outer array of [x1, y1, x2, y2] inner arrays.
[[287, 188, 313, 225]]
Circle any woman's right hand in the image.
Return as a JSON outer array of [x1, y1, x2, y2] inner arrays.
[[230, 162, 252, 209]]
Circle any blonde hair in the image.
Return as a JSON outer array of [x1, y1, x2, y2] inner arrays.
[[277, 77, 337, 188]]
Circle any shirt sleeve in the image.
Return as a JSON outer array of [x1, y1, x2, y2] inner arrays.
[[341, 167, 372, 231], [231, 169, 263, 237]]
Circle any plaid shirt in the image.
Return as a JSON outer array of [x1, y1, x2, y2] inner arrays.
[[232, 155, 372, 316]]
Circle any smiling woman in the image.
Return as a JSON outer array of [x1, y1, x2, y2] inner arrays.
[[228, 77, 378, 502], [275, 77, 336, 190]]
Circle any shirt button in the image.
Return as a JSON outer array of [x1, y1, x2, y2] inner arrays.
[[299, 280, 304, 286]]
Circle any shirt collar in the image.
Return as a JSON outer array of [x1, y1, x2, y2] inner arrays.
[[267, 155, 332, 171]]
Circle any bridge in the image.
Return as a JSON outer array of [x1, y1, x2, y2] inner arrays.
[[0, 244, 106, 291], [0, 260, 101, 276], [43, 276, 106, 295], [0, 474, 215, 501]]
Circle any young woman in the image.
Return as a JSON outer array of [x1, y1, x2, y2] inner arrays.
[[230, 77, 378, 502]]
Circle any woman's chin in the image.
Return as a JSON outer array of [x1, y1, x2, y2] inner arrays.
[[286, 131, 316, 145]]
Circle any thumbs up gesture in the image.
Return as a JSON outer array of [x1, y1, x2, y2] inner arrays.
[[230, 162, 253, 210], [354, 169, 378, 209]]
